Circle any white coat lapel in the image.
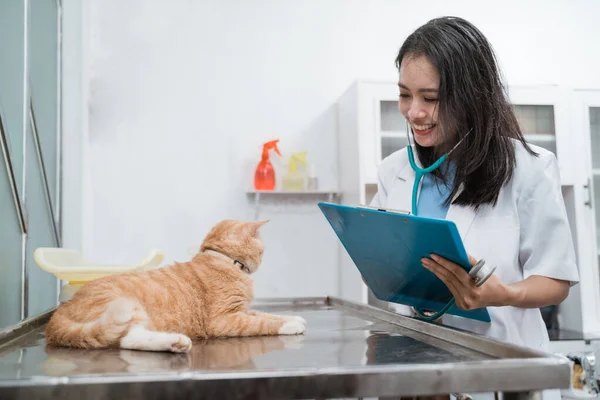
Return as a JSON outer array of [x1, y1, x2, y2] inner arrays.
[[445, 187, 477, 241], [392, 161, 418, 214]]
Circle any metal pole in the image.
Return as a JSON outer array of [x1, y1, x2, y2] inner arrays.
[[29, 99, 61, 247]]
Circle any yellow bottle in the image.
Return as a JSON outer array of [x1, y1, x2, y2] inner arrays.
[[282, 152, 307, 191]]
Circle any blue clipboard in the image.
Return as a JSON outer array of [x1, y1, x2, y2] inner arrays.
[[318, 202, 491, 322]]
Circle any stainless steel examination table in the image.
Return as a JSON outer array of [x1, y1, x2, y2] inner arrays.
[[0, 297, 571, 399]]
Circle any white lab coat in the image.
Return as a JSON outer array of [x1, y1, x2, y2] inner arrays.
[[371, 139, 579, 400]]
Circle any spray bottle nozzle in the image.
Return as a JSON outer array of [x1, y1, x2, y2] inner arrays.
[[262, 139, 282, 159], [288, 152, 307, 172]]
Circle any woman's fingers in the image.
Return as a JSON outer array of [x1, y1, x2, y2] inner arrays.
[[430, 254, 473, 288], [421, 258, 463, 303], [423, 256, 485, 310]]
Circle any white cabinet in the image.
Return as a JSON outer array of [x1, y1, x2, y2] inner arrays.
[[578, 91, 600, 257], [338, 82, 575, 194], [0, 0, 61, 329], [559, 90, 600, 337], [507, 85, 575, 185]]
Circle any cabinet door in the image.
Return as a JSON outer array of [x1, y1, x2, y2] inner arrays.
[[0, 0, 27, 329], [508, 85, 574, 185], [0, 0, 61, 326], [359, 81, 406, 184], [588, 105, 600, 258], [512, 104, 556, 154], [0, 114, 25, 329], [29, 0, 60, 213], [0, 0, 26, 197], [25, 105, 59, 316], [377, 99, 409, 160], [26, 0, 60, 316], [573, 90, 600, 335], [581, 93, 600, 282]]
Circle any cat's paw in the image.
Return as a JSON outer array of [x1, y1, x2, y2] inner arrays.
[[169, 334, 192, 353], [283, 315, 306, 326], [278, 320, 306, 335], [292, 316, 307, 326]]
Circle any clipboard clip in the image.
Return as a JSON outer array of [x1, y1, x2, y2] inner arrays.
[[358, 205, 412, 215]]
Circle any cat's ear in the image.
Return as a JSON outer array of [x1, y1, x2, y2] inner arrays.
[[245, 220, 269, 237]]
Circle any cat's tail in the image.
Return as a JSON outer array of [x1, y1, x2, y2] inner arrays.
[[45, 297, 147, 349]]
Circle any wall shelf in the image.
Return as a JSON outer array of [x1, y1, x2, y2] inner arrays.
[[246, 190, 341, 220]]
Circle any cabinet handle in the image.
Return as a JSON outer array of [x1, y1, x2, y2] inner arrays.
[[0, 108, 28, 234], [584, 178, 592, 208], [29, 98, 61, 246]]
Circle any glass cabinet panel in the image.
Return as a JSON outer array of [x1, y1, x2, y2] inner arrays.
[[379, 100, 408, 160], [589, 107, 600, 262], [379, 102, 559, 162], [590, 107, 600, 170], [0, 0, 26, 200], [25, 112, 58, 316], [26, 0, 60, 316], [0, 0, 26, 329], [380, 100, 406, 132], [29, 0, 59, 211], [0, 121, 24, 329], [513, 105, 557, 155]]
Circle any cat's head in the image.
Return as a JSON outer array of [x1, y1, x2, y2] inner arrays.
[[199, 220, 269, 274]]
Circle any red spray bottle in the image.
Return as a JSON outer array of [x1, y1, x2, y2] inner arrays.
[[254, 139, 282, 190]]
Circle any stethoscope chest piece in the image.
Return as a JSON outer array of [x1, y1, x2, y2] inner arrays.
[[468, 259, 496, 287]]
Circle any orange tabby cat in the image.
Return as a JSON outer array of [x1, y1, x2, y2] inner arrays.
[[45, 220, 306, 353]]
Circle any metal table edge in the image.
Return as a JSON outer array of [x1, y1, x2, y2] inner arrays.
[[0, 296, 573, 396], [326, 296, 561, 360], [0, 357, 572, 394], [0, 308, 54, 348]]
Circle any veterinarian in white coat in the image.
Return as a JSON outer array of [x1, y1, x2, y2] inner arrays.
[[369, 17, 579, 400]]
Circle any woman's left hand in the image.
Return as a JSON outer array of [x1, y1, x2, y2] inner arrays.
[[421, 254, 516, 310]]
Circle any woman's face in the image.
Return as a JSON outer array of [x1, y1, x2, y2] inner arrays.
[[398, 55, 443, 148]]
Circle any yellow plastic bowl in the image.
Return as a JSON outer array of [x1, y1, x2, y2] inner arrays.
[[33, 248, 164, 284]]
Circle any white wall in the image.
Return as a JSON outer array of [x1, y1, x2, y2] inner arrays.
[[66, 0, 600, 299]]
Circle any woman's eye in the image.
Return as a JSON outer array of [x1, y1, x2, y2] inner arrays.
[[399, 93, 410, 99], [424, 98, 439, 103]]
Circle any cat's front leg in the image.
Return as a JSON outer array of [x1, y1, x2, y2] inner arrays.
[[210, 312, 306, 337], [246, 310, 307, 326]]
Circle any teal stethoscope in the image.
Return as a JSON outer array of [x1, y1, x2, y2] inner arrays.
[[405, 122, 496, 322]]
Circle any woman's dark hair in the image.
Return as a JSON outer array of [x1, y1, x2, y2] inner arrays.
[[395, 16, 537, 210]]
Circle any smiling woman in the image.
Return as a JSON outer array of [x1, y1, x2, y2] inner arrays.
[[395, 17, 532, 209], [369, 16, 579, 400]]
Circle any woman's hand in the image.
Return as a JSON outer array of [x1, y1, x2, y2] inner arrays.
[[421, 254, 518, 310]]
